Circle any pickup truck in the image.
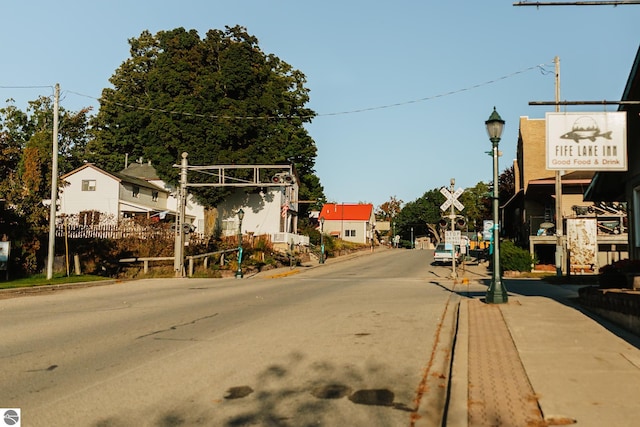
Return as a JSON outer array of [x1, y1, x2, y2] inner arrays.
[[433, 243, 462, 265]]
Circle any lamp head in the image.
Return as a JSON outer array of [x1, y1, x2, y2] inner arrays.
[[485, 107, 505, 141], [238, 208, 245, 220]]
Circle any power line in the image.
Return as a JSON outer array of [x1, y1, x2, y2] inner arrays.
[[0, 85, 53, 89], [4, 62, 552, 120], [317, 63, 552, 116], [514, 1, 640, 5]]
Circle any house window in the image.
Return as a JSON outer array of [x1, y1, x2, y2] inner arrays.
[[81, 180, 96, 191], [152, 191, 158, 202], [132, 186, 140, 198], [345, 229, 356, 237]]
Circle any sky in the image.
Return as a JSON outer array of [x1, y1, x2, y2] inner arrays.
[[1, 1, 638, 209]]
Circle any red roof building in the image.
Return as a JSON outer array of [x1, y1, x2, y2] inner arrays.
[[319, 203, 375, 244]]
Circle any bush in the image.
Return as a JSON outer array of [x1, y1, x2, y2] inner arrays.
[[500, 240, 534, 273]]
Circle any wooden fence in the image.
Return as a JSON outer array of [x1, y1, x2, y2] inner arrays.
[[56, 224, 175, 240]]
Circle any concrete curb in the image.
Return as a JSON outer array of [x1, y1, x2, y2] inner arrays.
[[0, 279, 120, 299], [414, 292, 461, 426], [446, 298, 469, 427]]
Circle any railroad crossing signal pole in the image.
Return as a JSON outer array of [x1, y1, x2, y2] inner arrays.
[[440, 179, 464, 280]]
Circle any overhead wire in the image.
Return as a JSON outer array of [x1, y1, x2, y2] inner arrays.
[[4, 62, 552, 120]]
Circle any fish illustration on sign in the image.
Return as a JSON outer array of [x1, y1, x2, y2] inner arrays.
[[560, 116, 612, 143]]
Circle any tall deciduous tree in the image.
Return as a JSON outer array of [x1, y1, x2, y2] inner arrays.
[[459, 181, 491, 232], [90, 26, 322, 211], [394, 189, 445, 242], [0, 97, 92, 274], [498, 165, 515, 205], [375, 196, 403, 221]]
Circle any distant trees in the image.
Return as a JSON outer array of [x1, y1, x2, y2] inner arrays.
[[0, 97, 93, 274], [375, 196, 403, 221], [393, 189, 445, 243], [389, 172, 516, 245]]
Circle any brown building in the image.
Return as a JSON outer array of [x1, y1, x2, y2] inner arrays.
[[503, 115, 627, 273]]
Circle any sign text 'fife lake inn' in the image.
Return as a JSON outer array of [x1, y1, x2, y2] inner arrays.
[[546, 112, 627, 171]]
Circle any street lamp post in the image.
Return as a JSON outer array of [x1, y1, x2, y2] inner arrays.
[[485, 107, 508, 304], [319, 216, 325, 264], [411, 227, 414, 249], [235, 208, 245, 278]]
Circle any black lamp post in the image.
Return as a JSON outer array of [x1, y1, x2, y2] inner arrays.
[[319, 216, 325, 264], [235, 208, 244, 278], [485, 107, 508, 304]]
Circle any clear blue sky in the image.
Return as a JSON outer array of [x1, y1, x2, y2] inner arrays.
[[1, 1, 637, 208]]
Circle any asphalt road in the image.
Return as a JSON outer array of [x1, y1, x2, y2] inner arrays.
[[0, 248, 460, 426]]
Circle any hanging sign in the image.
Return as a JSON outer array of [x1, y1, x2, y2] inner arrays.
[[546, 112, 627, 171]]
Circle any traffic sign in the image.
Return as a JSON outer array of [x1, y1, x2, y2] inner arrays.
[[440, 187, 465, 212], [445, 230, 462, 245]]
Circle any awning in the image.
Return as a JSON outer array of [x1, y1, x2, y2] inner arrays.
[[584, 172, 626, 202]]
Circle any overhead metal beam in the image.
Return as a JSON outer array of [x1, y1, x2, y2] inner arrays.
[[514, 1, 640, 6], [172, 163, 294, 188], [529, 100, 640, 105]]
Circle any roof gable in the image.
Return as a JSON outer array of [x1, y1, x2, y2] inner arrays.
[[60, 163, 121, 182], [320, 203, 373, 221], [60, 163, 167, 193]]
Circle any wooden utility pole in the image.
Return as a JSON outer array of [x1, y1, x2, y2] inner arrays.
[[46, 83, 60, 280], [553, 57, 565, 276]]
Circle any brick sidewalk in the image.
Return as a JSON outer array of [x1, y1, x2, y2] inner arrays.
[[467, 299, 545, 426]]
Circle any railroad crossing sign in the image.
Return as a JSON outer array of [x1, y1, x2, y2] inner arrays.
[[440, 187, 465, 212]]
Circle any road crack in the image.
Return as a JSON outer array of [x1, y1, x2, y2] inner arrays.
[[136, 313, 219, 339]]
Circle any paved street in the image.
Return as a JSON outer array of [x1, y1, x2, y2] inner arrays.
[[0, 248, 459, 426], [6, 248, 640, 426]]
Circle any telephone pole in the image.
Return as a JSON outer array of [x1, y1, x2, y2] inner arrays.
[[46, 83, 60, 280], [553, 56, 565, 277]]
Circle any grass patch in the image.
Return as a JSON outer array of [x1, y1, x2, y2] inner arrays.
[[0, 274, 110, 290]]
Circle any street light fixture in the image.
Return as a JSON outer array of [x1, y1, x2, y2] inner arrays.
[[319, 216, 325, 264], [235, 208, 245, 278], [485, 107, 508, 304]]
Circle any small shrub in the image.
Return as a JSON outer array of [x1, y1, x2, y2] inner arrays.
[[500, 240, 534, 273]]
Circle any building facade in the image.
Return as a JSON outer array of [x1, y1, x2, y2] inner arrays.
[[319, 203, 375, 245]]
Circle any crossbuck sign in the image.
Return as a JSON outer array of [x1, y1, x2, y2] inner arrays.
[[440, 187, 464, 212]]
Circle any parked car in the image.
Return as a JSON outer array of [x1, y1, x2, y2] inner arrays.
[[433, 243, 463, 265]]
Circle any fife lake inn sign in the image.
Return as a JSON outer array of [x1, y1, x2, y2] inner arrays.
[[546, 111, 627, 171]]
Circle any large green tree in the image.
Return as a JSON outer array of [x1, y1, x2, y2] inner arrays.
[[459, 181, 491, 232], [394, 189, 445, 242], [90, 26, 322, 211]]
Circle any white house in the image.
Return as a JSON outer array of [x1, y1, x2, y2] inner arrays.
[[119, 161, 206, 232], [58, 162, 307, 245], [58, 163, 171, 225], [216, 178, 308, 246]]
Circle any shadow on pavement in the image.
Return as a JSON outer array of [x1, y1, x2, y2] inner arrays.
[[503, 278, 640, 350]]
